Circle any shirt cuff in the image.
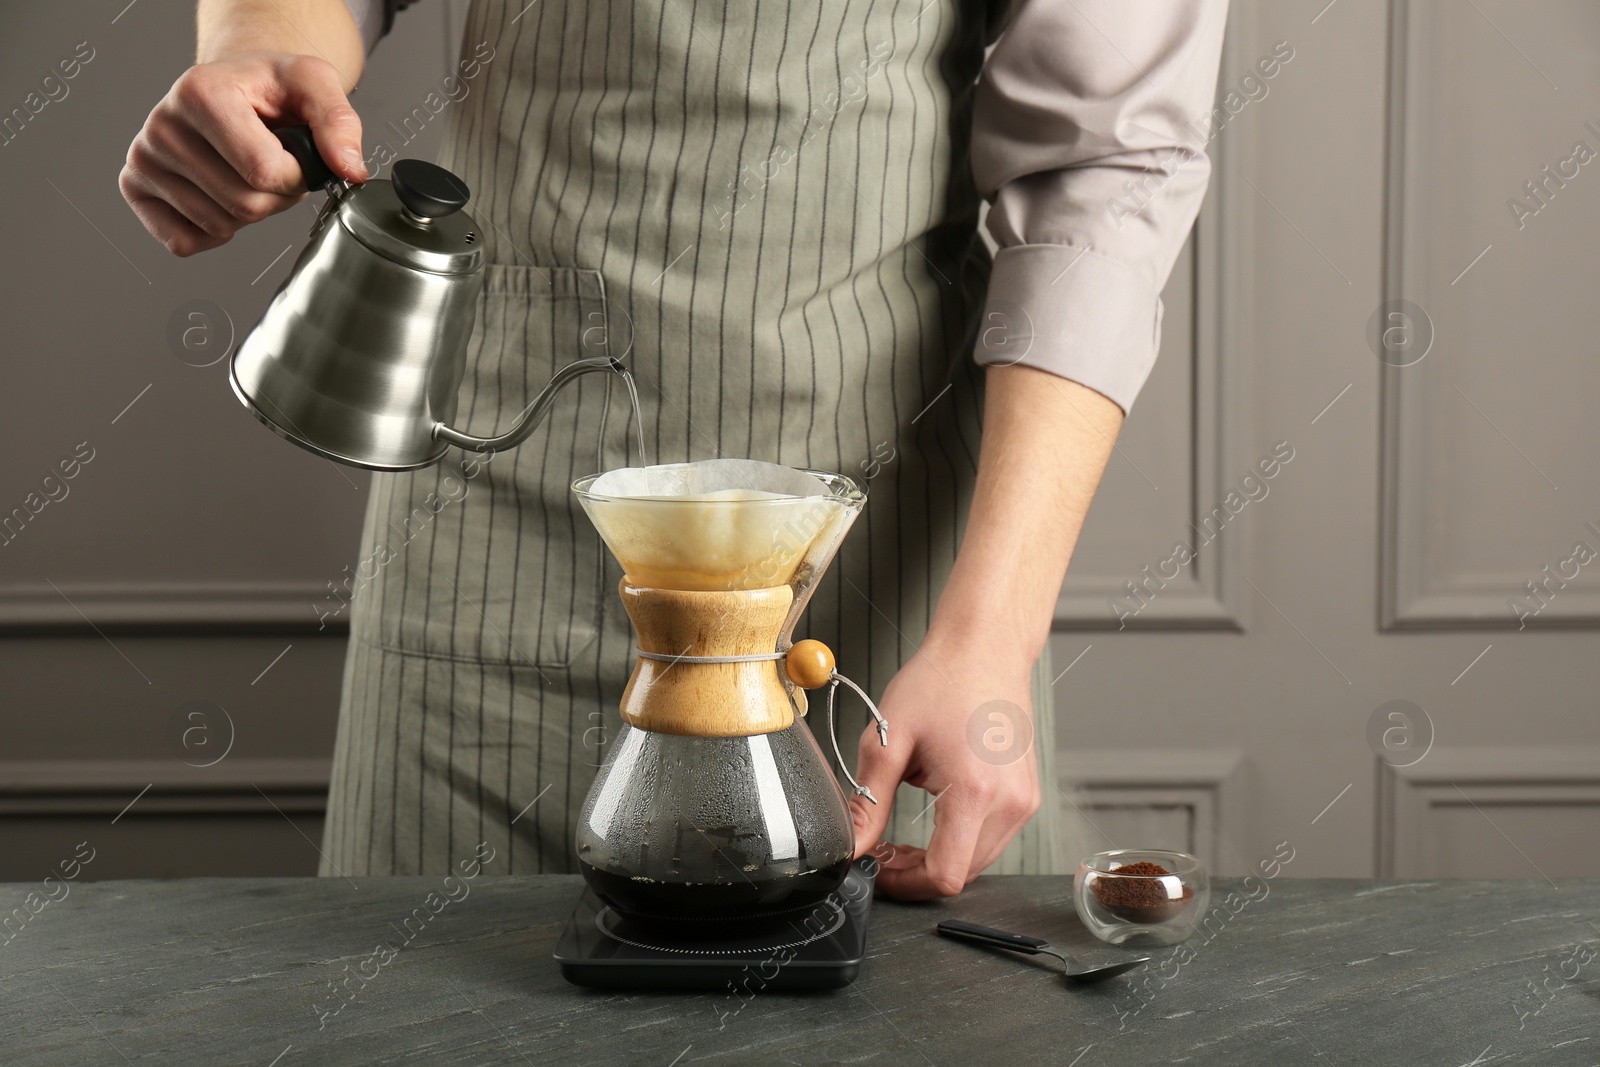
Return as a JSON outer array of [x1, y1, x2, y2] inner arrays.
[[974, 243, 1163, 414]]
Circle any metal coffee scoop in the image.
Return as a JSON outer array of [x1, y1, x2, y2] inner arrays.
[[936, 919, 1149, 984]]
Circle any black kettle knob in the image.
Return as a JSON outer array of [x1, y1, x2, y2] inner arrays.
[[392, 159, 470, 219], [273, 126, 338, 193]]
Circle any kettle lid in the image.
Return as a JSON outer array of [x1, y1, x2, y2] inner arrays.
[[338, 159, 485, 275]]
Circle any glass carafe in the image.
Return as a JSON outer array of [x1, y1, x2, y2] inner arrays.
[[571, 463, 866, 920]]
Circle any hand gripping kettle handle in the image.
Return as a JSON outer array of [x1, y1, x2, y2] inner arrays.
[[433, 357, 627, 454]]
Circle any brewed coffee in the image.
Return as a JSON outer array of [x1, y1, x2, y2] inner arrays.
[[577, 856, 854, 921], [574, 721, 856, 921]]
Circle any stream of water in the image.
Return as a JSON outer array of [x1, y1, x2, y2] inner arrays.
[[616, 363, 648, 466]]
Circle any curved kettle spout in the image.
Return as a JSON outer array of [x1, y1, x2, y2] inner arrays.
[[433, 357, 627, 454]]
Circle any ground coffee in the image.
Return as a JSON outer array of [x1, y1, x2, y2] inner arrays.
[[1091, 860, 1195, 919]]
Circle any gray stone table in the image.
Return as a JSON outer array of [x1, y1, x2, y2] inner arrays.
[[2, 875, 1597, 1064]]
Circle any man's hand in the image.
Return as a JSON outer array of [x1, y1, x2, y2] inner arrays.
[[848, 365, 1125, 899], [121, 53, 365, 256], [120, 0, 367, 256], [850, 640, 1040, 899]]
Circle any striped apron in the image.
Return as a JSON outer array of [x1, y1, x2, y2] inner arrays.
[[322, 0, 1069, 878]]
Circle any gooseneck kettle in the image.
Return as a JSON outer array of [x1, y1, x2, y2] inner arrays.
[[230, 126, 623, 471]]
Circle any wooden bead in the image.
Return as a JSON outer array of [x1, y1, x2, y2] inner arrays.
[[785, 640, 835, 690]]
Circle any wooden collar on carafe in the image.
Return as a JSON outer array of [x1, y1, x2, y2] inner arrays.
[[616, 580, 825, 738]]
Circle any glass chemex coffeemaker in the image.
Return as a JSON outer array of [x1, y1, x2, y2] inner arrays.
[[552, 460, 889, 990]]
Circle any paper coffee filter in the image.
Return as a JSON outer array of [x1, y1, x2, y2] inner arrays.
[[589, 458, 832, 499], [580, 460, 849, 590]]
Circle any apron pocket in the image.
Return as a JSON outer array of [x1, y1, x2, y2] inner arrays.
[[369, 263, 616, 671]]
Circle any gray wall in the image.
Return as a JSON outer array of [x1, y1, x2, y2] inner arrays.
[[0, 1, 463, 878]]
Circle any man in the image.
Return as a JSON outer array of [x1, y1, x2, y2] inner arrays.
[[121, 0, 1226, 898]]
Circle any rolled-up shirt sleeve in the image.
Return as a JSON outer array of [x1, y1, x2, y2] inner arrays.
[[971, 0, 1229, 413]]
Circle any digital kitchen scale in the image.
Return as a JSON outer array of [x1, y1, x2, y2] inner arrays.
[[553, 858, 875, 990]]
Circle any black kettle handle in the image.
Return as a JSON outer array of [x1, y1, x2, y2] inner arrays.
[[936, 919, 1049, 955], [274, 126, 339, 193]]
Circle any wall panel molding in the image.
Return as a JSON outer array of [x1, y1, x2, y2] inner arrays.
[[1379, 0, 1438, 632], [1378, 0, 1600, 631], [1059, 748, 1243, 871], [1376, 746, 1600, 878], [0, 582, 346, 633], [1055, 577, 1239, 632], [0, 758, 331, 817]]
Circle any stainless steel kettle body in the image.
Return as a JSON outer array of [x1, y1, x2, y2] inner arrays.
[[230, 127, 622, 471]]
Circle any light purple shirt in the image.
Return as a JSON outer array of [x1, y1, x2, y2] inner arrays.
[[972, 1, 1228, 412], [348, 0, 1228, 413]]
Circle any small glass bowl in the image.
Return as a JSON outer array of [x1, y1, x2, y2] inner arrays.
[[1073, 849, 1209, 946]]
